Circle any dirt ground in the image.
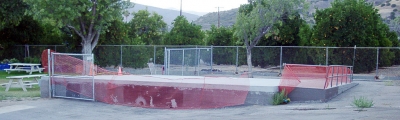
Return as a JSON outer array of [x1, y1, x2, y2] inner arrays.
[[0, 80, 399, 120]]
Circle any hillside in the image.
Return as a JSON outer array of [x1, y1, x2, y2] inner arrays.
[[375, 0, 400, 19], [125, 3, 200, 26], [194, 0, 400, 30], [193, 8, 238, 30]]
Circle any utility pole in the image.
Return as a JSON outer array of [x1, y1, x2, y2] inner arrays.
[[216, 7, 223, 28], [180, 0, 182, 16]]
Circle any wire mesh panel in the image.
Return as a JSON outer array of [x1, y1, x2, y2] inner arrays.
[[212, 47, 239, 75], [165, 48, 212, 76], [51, 53, 95, 101], [377, 48, 400, 80], [252, 46, 281, 76], [353, 48, 377, 74]]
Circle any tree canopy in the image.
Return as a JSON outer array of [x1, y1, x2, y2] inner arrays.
[[25, 0, 133, 54], [205, 25, 236, 46], [128, 10, 167, 45], [234, 0, 308, 77], [0, 0, 28, 30], [311, 0, 399, 73], [164, 16, 204, 45], [311, 0, 393, 47]]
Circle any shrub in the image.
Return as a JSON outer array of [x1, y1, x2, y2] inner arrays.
[[1, 59, 10, 64], [272, 89, 290, 105], [387, 3, 391, 6], [382, 4, 386, 7], [394, 9, 398, 12], [24, 57, 40, 63], [9, 58, 20, 63], [352, 96, 374, 108], [392, 4, 397, 7]]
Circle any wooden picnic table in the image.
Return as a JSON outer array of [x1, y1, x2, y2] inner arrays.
[[4, 74, 47, 92], [4, 63, 44, 75]]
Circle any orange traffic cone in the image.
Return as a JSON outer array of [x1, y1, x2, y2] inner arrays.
[[118, 67, 122, 76]]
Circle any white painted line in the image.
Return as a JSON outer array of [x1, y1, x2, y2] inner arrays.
[[0, 105, 35, 114]]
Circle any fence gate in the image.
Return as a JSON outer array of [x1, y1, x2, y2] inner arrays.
[[50, 53, 95, 101], [164, 47, 212, 76]]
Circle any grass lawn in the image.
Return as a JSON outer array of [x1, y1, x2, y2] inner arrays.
[[0, 71, 47, 100]]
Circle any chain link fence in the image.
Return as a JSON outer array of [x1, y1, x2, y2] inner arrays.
[[11, 45, 400, 80]]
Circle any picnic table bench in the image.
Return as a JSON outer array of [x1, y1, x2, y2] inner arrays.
[[4, 74, 47, 92], [4, 63, 44, 75]]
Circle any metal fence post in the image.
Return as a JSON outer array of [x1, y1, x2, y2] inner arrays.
[[236, 46, 239, 74], [154, 45, 156, 64], [326, 47, 329, 66], [120, 45, 123, 66], [164, 47, 167, 75], [48, 49, 51, 98], [25, 45, 29, 58], [182, 50, 185, 76], [211, 45, 213, 72], [195, 45, 198, 76], [153, 46, 157, 74], [197, 47, 200, 76], [376, 47, 380, 77], [280, 46, 283, 74], [51, 52, 55, 98], [352, 45, 356, 82], [92, 53, 95, 101]]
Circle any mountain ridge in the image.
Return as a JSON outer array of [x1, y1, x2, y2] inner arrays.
[[193, 0, 400, 30], [125, 3, 200, 26]]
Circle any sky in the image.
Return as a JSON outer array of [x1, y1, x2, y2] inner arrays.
[[132, 0, 248, 14]]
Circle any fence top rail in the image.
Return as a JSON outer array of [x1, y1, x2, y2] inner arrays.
[[52, 53, 93, 56], [15, 45, 65, 47], [285, 64, 329, 67], [285, 64, 353, 68], [17, 44, 400, 49], [329, 65, 353, 67], [166, 48, 212, 50]]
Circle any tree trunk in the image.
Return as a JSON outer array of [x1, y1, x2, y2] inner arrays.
[[82, 38, 94, 76], [246, 46, 253, 78]]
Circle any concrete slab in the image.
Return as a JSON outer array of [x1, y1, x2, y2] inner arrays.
[[288, 83, 359, 102], [39, 75, 357, 107]]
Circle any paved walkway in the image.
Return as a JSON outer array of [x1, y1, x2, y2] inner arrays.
[[0, 80, 399, 120]]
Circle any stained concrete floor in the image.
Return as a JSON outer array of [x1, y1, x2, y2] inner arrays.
[[0, 80, 399, 120]]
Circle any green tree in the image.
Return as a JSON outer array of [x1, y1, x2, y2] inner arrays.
[[25, 0, 133, 55], [253, 13, 311, 68], [94, 19, 129, 67], [311, 0, 387, 47], [205, 25, 235, 46], [311, 0, 397, 72], [205, 25, 236, 65], [234, 0, 307, 77], [0, 15, 46, 60], [0, 0, 28, 30], [164, 16, 205, 45], [128, 10, 167, 45]]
